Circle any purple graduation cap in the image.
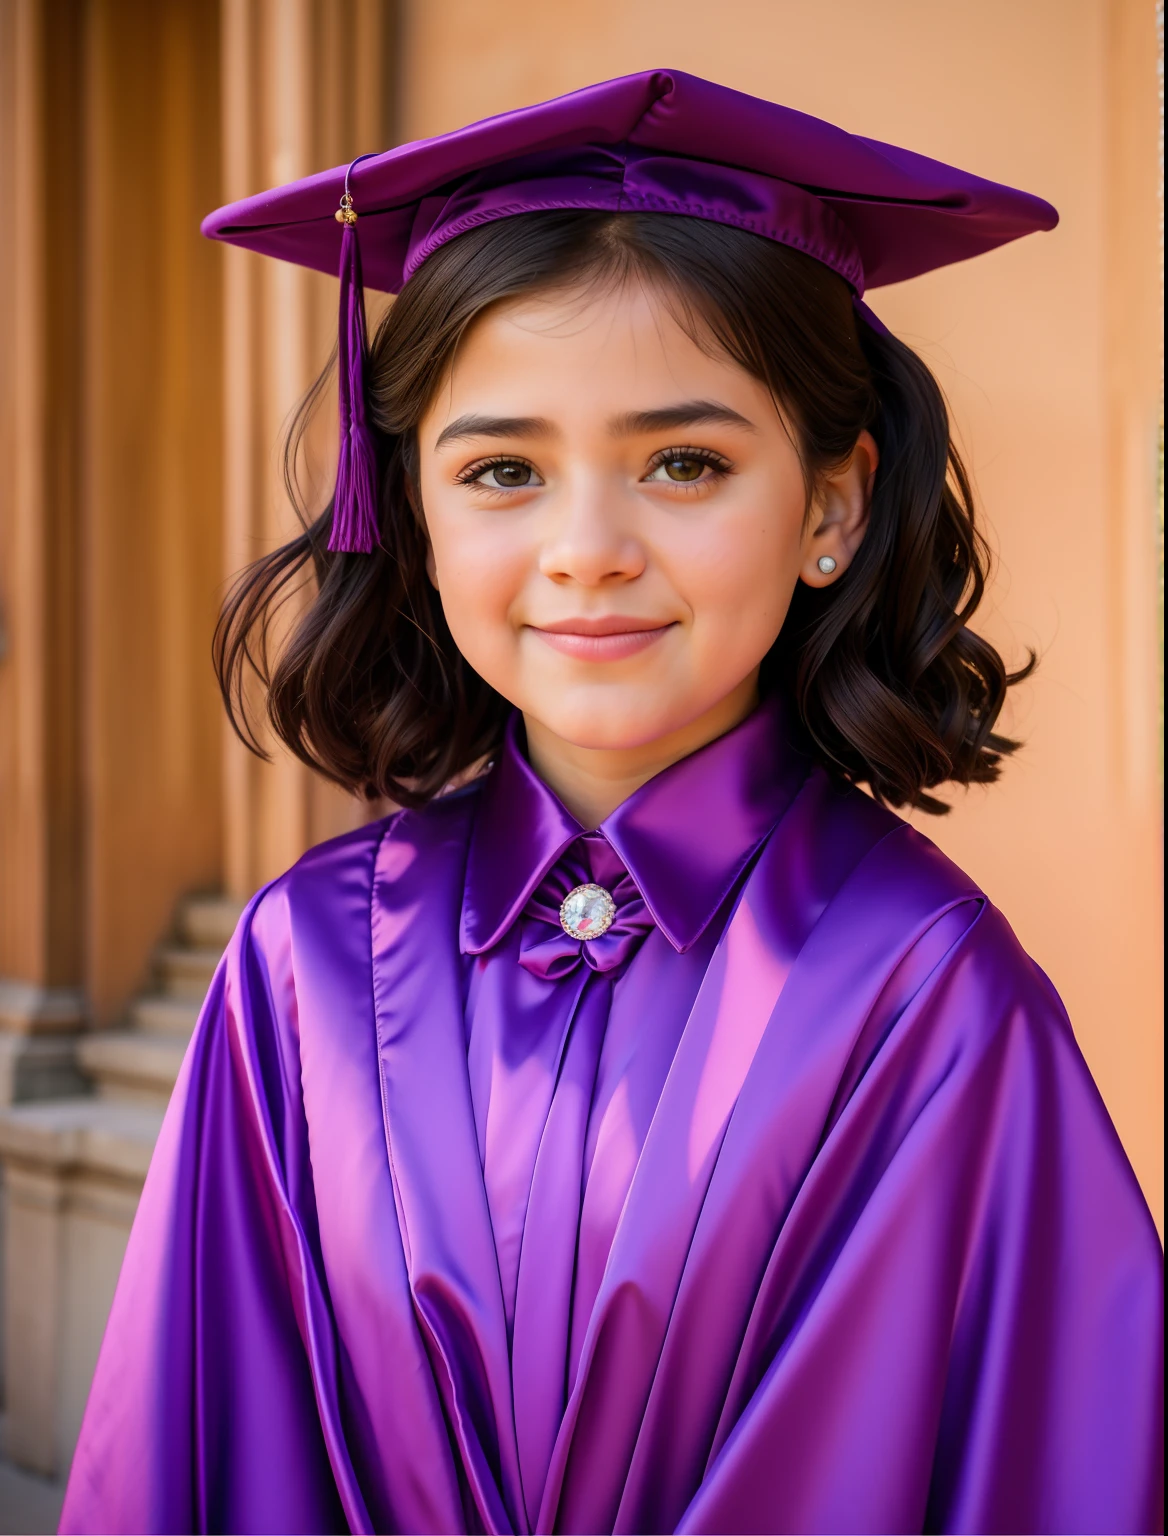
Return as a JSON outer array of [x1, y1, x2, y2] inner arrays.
[[202, 69, 1058, 554]]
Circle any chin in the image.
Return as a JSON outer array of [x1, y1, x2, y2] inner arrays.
[[531, 692, 692, 753]]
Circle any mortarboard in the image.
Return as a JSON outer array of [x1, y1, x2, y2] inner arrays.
[[202, 69, 1058, 553]]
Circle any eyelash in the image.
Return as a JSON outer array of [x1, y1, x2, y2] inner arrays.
[[454, 455, 530, 488], [643, 446, 733, 485], [454, 446, 734, 490]]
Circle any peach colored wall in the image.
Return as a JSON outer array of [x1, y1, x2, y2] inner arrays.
[[399, 0, 1164, 1226]]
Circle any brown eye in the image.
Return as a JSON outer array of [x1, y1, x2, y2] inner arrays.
[[479, 461, 534, 488], [662, 456, 705, 482], [644, 451, 728, 487]]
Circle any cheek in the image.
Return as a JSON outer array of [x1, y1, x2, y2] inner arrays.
[[670, 491, 804, 644], [427, 511, 530, 667]]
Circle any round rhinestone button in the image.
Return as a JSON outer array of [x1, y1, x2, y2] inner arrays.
[[559, 883, 616, 942]]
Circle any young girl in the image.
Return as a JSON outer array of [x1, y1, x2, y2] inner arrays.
[[62, 70, 1162, 1535]]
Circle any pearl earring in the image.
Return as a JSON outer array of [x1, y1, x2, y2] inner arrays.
[[817, 555, 838, 575]]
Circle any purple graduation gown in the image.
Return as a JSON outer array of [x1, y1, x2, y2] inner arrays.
[[61, 699, 1163, 1535]]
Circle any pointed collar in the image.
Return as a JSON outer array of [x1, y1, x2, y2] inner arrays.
[[459, 693, 811, 958]]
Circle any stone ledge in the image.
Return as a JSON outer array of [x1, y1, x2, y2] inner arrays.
[[129, 994, 201, 1037], [0, 1098, 164, 1183], [180, 895, 243, 951], [0, 1447, 64, 1535], [0, 1035, 86, 1108], [154, 944, 223, 1000], [77, 1032, 185, 1105], [0, 982, 85, 1035]]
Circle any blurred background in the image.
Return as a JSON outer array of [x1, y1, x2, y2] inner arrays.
[[0, 0, 1162, 1524]]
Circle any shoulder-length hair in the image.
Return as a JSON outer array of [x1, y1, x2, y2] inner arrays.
[[214, 211, 1032, 813]]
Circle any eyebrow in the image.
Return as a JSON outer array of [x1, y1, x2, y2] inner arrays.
[[608, 400, 758, 437], [432, 399, 757, 451], [433, 414, 552, 449]]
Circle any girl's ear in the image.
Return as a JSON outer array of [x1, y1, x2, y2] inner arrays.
[[800, 429, 879, 588]]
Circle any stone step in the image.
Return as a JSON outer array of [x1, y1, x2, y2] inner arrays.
[[0, 1032, 88, 1106], [128, 993, 202, 1038], [0, 1451, 65, 1535], [178, 894, 243, 952], [0, 1094, 165, 1183], [154, 944, 223, 1000], [76, 1032, 186, 1107]]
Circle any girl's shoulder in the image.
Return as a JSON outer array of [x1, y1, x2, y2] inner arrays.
[[768, 770, 1066, 1048], [782, 783, 1143, 1219], [777, 768, 987, 925], [238, 781, 486, 947]]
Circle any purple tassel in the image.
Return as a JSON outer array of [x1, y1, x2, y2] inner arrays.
[[329, 206, 380, 553]]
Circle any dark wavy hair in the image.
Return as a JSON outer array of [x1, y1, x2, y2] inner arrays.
[[214, 211, 1033, 813]]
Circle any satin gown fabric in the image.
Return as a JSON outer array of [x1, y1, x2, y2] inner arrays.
[[61, 701, 1163, 1535]]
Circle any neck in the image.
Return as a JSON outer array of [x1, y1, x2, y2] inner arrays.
[[522, 674, 760, 830]]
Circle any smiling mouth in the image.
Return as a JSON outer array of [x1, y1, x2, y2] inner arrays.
[[528, 618, 676, 661]]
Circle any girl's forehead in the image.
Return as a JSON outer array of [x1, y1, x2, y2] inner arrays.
[[433, 283, 759, 419], [469, 279, 697, 352]]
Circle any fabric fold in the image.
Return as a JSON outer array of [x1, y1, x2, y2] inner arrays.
[[370, 795, 525, 1534], [510, 971, 612, 1526], [60, 707, 1163, 1536]]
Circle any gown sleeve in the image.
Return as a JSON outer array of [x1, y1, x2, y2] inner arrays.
[[58, 882, 351, 1536], [682, 902, 1164, 1536], [927, 965, 1164, 1533]]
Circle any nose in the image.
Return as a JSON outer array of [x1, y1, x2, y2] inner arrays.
[[537, 476, 647, 587]]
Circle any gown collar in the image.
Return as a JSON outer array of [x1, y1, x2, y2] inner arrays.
[[460, 692, 809, 957]]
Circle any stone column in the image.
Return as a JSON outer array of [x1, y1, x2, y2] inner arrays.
[[0, 0, 227, 1038], [0, 0, 400, 1478], [0, 0, 88, 1094], [0, 0, 225, 1472], [220, 0, 400, 901]]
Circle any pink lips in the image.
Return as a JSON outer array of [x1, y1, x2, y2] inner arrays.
[[529, 616, 675, 661]]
